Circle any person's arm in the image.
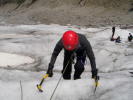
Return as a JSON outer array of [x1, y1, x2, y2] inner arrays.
[[47, 39, 63, 77], [81, 35, 98, 78]]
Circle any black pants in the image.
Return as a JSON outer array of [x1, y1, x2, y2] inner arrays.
[[62, 50, 86, 80], [128, 36, 132, 42]]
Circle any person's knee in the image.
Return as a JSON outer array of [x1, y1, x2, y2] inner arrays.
[[77, 67, 84, 74], [74, 61, 84, 71], [63, 74, 71, 80]]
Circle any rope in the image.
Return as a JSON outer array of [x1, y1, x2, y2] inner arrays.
[[20, 80, 23, 100], [49, 54, 73, 100]]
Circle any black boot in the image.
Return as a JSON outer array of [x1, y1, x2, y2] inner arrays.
[[74, 76, 81, 80]]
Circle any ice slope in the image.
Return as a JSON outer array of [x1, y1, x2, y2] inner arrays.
[[0, 24, 132, 100]]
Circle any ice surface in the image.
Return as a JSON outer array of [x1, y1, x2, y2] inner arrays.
[[0, 24, 132, 100]]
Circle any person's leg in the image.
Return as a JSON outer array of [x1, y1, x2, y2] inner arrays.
[[128, 37, 130, 41], [74, 52, 86, 80], [128, 36, 132, 42], [62, 51, 73, 80]]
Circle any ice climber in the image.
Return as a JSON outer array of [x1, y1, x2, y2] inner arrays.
[[115, 36, 121, 43], [110, 26, 116, 41], [46, 30, 99, 80], [128, 33, 133, 42]]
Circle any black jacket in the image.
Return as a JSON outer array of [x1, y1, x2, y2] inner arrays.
[[48, 33, 96, 71]]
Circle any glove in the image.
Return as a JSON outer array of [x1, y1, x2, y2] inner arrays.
[[91, 69, 98, 79], [46, 68, 53, 77], [46, 64, 53, 77]]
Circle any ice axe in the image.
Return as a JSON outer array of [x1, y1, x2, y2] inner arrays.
[[93, 75, 100, 94], [37, 74, 49, 92]]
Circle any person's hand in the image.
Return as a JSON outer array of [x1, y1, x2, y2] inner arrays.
[[47, 68, 53, 77], [91, 69, 98, 79]]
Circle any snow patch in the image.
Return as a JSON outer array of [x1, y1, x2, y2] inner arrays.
[[0, 52, 34, 67]]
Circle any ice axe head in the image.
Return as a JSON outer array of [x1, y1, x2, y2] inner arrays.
[[37, 84, 43, 92]]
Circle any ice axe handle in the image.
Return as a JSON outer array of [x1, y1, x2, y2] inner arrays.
[[93, 75, 100, 94], [39, 74, 49, 85], [94, 76, 100, 87]]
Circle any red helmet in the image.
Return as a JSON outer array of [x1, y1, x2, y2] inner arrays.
[[62, 30, 79, 51]]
